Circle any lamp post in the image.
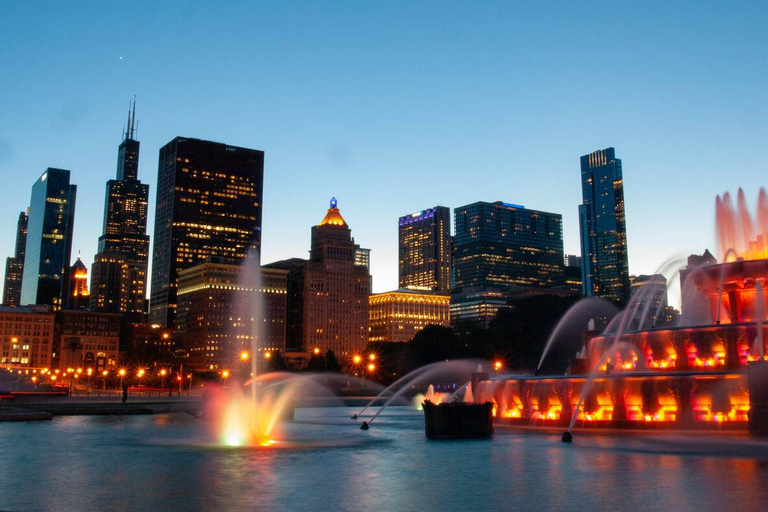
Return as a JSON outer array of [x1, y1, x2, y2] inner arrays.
[[102, 370, 108, 391], [160, 369, 167, 391]]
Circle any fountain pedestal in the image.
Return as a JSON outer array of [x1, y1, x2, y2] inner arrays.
[[423, 400, 494, 439], [748, 361, 768, 437]]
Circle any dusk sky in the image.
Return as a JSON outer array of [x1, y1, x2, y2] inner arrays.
[[1, 1, 767, 306]]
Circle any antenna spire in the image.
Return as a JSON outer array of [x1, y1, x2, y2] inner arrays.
[[125, 96, 137, 141]]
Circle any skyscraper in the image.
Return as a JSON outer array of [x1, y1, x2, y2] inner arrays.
[[90, 101, 150, 315], [20, 168, 77, 309], [149, 137, 264, 328], [453, 201, 564, 290], [266, 198, 370, 358], [398, 206, 452, 293], [578, 147, 630, 303], [2, 210, 28, 306]]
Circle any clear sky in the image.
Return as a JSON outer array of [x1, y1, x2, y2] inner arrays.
[[1, 1, 766, 306]]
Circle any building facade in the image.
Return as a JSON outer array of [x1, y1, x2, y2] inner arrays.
[[449, 286, 510, 328], [0, 305, 55, 368], [453, 201, 564, 291], [579, 147, 630, 303], [149, 137, 264, 329], [398, 206, 452, 293], [53, 310, 121, 371], [176, 261, 288, 371], [20, 168, 77, 310], [266, 198, 370, 359], [369, 289, 450, 343], [68, 256, 90, 310], [3, 210, 28, 307], [92, 101, 150, 316]]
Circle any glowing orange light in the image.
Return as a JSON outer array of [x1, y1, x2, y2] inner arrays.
[[137, 369, 145, 378], [119, 369, 126, 377], [369, 354, 376, 361], [222, 370, 230, 379], [240, 351, 250, 361], [313, 348, 320, 355], [102, 371, 108, 376], [264, 352, 271, 360], [494, 360, 503, 371], [51, 375, 57, 381], [353, 355, 361, 363], [367, 363, 375, 371], [160, 369, 167, 376]]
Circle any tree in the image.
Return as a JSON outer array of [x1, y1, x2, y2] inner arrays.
[[407, 325, 462, 368], [324, 350, 341, 373]]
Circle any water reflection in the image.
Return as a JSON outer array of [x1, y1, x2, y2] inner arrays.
[[2, 411, 768, 510]]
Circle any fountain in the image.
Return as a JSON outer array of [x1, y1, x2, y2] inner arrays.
[[474, 189, 768, 436]]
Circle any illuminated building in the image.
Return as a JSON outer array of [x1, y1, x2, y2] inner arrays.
[[579, 147, 630, 303], [0, 305, 55, 368], [354, 246, 371, 271], [89, 253, 131, 313], [92, 100, 150, 316], [266, 198, 371, 358], [450, 286, 509, 328], [53, 310, 121, 370], [679, 249, 717, 296], [629, 274, 669, 329], [453, 201, 564, 290], [564, 254, 583, 294], [398, 206, 452, 293], [176, 260, 288, 370], [2, 210, 28, 307], [369, 289, 450, 342], [68, 255, 90, 310], [20, 168, 77, 310], [149, 137, 264, 328]]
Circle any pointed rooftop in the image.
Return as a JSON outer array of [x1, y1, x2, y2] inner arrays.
[[319, 197, 347, 227]]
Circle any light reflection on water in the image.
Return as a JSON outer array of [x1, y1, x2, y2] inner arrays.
[[2, 408, 768, 511]]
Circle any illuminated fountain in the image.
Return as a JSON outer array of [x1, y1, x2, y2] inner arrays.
[[475, 189, 768, 435]]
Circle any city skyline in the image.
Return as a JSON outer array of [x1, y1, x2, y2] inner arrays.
[[1, 3, 767, 307]]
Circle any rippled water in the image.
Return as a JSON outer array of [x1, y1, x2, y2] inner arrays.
[[3, 408, 768, 511]]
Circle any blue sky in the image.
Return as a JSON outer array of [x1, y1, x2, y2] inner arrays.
[[1, 1, 767, 304]]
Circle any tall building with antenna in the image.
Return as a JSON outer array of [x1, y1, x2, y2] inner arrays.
[[90, 100, 150, 316]]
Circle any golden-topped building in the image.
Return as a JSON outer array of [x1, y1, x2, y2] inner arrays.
[[266, 198, 370, 359]]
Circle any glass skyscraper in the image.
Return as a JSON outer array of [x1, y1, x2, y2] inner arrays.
[[578, 147, 630, 303], [398, 206, 452, 293], [91, 101, 150, 315], [453, 201, 564, 290], [149, 137, 264, 328], [20, 168, 77, 309], [3, 210, 28, 307]]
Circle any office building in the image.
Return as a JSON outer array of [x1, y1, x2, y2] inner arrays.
[[53, 310, 121, 371], [369, 289, 450, 343], [453, 201, 564, 290], [149, 137, 264, 328], [2, 210, 28, 307], [398, 206, 452, 293], [91, 101, 150, 316], [20, 168, 77, 309], [450, 286, 509, 328], [579, 147, 630, 303], [0, 305, 55, 368], [266, 198, 370, 358], [176, 260, 288, 371]]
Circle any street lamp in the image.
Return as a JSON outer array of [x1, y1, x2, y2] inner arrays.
[[222, 370, 230, 379], [160, 369, 167, 390], [313, 348, 320, 355], [102, 370, 108, 390], [494, 360, 503, 372], [240, 351, 250, 361], [368, 354, 376, 362]]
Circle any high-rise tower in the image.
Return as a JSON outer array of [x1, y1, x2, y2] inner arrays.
[[453, 201, 564, 290], [578, 147, 630, 303], [398, 206, 452, 293], [3, 210, 29, 306], [20, 168, 77, 309], [91, 100, 150, 315], [149, 137, 264, 328]]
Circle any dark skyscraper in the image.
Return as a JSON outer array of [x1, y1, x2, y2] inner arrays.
[[20, 168, 77, 309], [453, 201, 564, 290], [398, 206, 452, 293], [2, 210, 29, 306], [578, 147, 630, 303], [91, 101, 150, 315], [149, 137, 264, 328]]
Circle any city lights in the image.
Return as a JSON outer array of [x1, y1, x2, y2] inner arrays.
[[240, 351, 250, 361]]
